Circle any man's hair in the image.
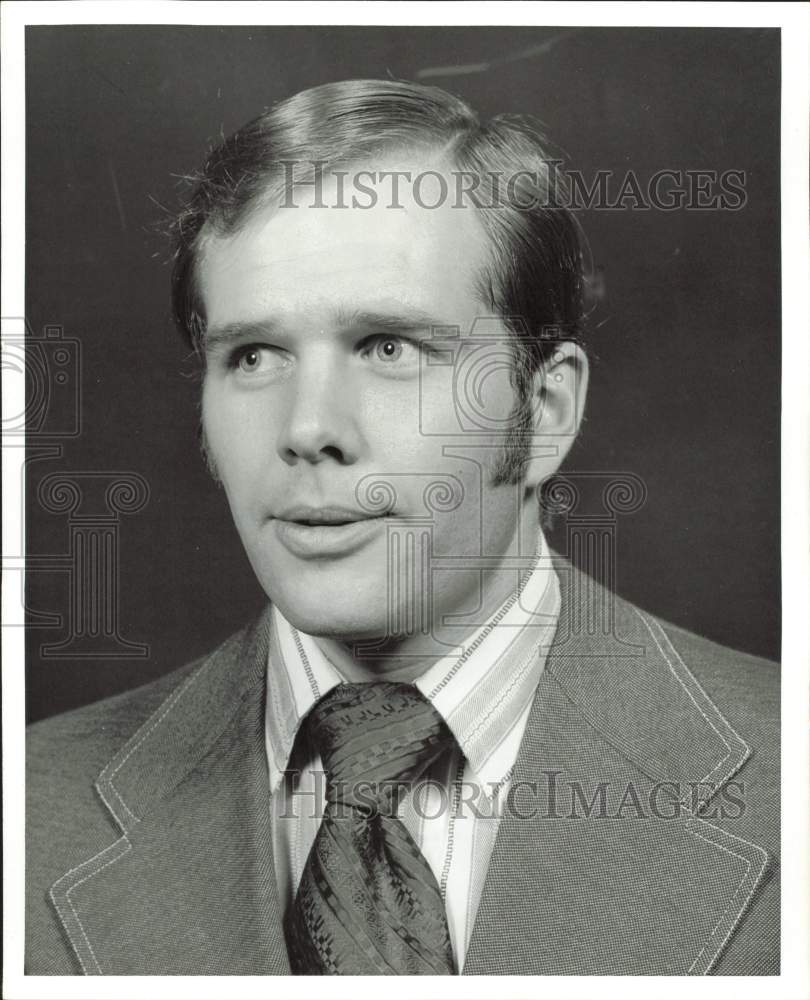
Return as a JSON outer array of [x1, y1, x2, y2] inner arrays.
[[171, 78, 586, 485]]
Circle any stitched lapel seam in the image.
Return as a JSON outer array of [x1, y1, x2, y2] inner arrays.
[[684, 819, 770, 974], [465, 582, 770, 975], [634, 608, 751, 807], [47, 649, 214, 977], [46, 652, 213, 977], [49, 837, 132, 975], [95, 649, 219, 832], [544, 606, 750, 803], [540, 611, 766, 973], [48, 613, 270, 975], [93, 610, 271, 832], [464, 669, 771, 975]]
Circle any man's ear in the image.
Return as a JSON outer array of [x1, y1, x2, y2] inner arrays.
[[522, 341, 589, 491]]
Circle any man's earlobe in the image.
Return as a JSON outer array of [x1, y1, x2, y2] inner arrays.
[[523, 341, 589, 489]]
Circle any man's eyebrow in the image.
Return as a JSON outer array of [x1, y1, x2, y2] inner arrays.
[[337, 308, 454, 335], [203, 309, 456, 350], [202, 320, 284, 351]]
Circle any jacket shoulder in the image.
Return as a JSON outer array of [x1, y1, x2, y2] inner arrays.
[[650, 613, 779, 724], [623, 603, 780, 778], [27, 656, 204, 789]]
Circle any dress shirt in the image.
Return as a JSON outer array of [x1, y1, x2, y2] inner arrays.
[[264, 529, 561, 970]]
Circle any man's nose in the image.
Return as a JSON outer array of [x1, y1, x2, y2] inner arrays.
[[276, 359, 364, 466]]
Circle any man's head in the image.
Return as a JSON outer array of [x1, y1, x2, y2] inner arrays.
[[171, 79, 588, 648]]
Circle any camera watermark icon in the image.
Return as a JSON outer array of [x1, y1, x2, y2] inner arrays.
[[2, 317, 150, 658], [417, 316, 581, 443], [2, 318, 81, 438]]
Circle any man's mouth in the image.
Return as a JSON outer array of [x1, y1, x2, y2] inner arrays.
[[271, 506, 393, 559], [276, 505, 390, 527]]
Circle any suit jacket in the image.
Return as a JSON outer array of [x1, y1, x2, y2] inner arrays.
[[26, 564, 779, 975]]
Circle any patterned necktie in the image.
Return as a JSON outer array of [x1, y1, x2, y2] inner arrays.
[[284, 682, 457, 975]]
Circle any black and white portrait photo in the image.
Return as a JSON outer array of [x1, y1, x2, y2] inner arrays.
[[3, 4, 808, 998]]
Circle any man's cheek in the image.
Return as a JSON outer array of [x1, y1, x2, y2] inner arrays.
[[203, 406, 269, 479]]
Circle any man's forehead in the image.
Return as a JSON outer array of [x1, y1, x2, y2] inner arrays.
[[200, 230, 414, 292], [197, 162, 492, 327], [207, 153, 486, 249]]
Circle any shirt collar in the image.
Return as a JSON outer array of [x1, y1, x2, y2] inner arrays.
[[264, 530, 560, 796]]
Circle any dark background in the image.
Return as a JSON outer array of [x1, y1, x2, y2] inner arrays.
[[25, 25, 781, 722]]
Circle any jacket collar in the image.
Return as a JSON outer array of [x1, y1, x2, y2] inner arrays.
[[50, 564, 769, 975]]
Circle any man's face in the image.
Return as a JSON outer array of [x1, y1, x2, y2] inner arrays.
[[199, 162, 533, 642]]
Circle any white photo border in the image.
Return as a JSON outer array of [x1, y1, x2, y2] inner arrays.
[[3, 3, 807, 998]]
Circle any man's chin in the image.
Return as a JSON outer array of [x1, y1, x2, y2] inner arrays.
[[264, 590, 393, 643]]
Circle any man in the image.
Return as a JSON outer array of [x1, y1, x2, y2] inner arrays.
[[26, 79, 779, 976]]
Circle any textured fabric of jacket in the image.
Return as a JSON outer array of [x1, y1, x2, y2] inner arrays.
[[26, 563, 780, 976]]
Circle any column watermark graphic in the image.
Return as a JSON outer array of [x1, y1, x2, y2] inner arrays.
[[2, 316, 151, 659], [35, 472, 150, 658]]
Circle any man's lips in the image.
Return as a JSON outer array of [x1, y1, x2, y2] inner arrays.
[[274, 505, 390, 526], [270, 506, 393, 558]]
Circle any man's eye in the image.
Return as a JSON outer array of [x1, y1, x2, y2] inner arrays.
[[364, 335, 421, 365], [229, 345, 283, 374], [375, 338, 403, 362]]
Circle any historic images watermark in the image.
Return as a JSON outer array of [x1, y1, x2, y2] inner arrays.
[[277, 771, 748, 822], [279, 161, 747, 212]]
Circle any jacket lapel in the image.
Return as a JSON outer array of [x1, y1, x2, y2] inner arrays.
[[49, 607, 291, 975], [464, 565, 770, 975], [49, 564, 771, 976]]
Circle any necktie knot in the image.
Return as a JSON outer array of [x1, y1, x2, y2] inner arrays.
[[306, 682, 452, 815]]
